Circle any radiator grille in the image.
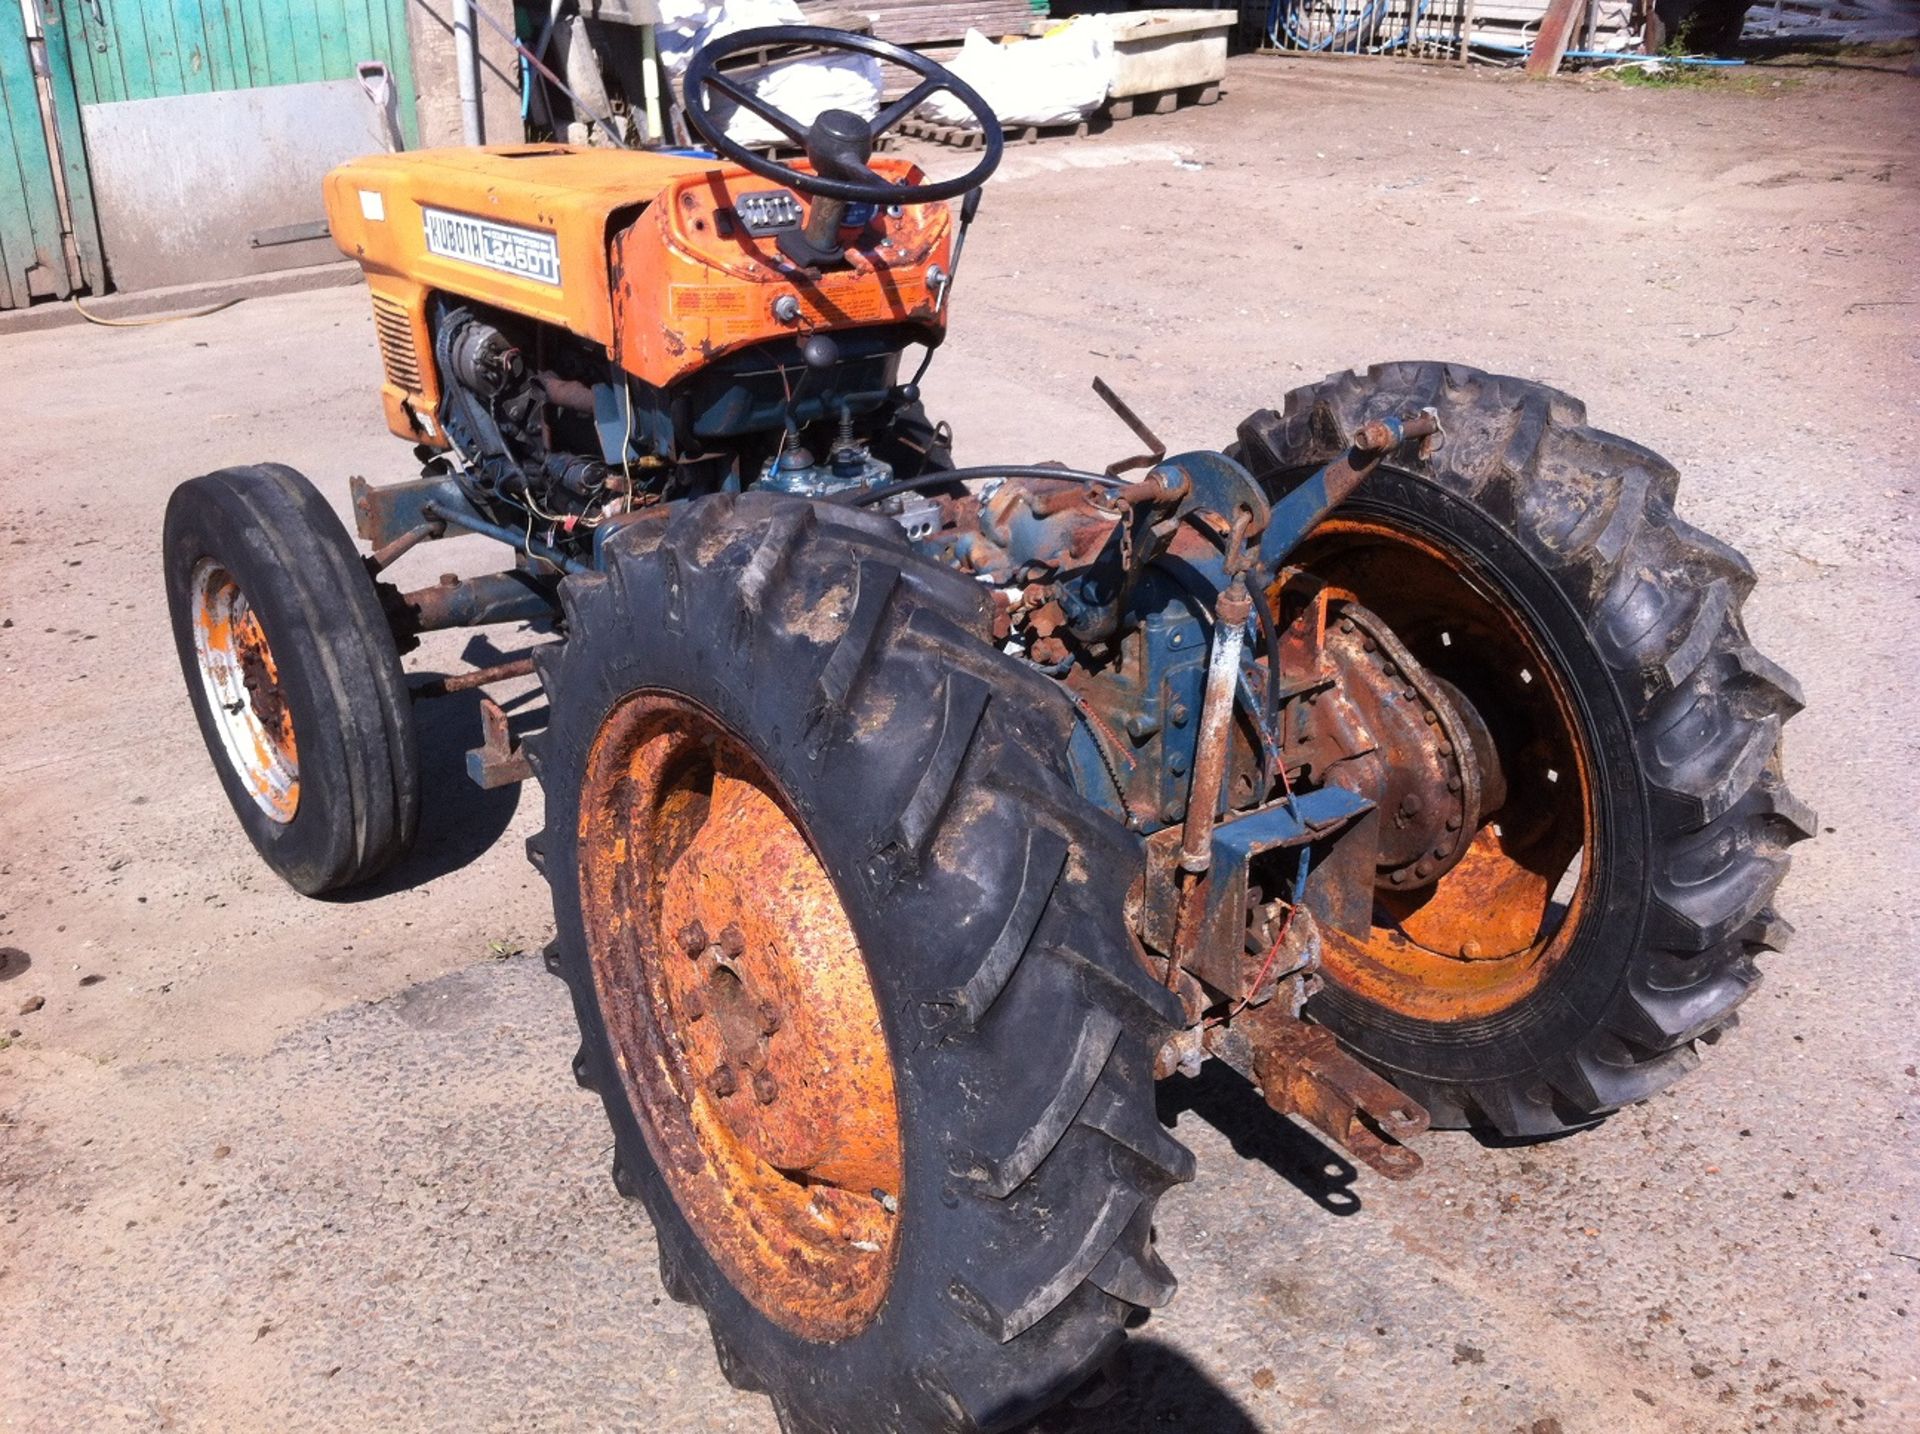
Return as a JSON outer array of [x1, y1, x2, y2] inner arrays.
[[370, 295, 424, 393]]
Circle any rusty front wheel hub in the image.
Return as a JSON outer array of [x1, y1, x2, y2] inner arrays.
[[188, 559, 299, 822], [578, 693, 903, 1340], [1291, 516, 1597, 1023]]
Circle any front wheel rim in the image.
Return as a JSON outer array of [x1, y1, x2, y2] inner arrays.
[[189, 559, 300, 823], [578, 692, 904, 1341]]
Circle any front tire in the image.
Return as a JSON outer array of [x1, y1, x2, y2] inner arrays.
[[1238, 362, 1813, 1138], [164, 464, 419, 895], [530, 493, 1191, 1433]]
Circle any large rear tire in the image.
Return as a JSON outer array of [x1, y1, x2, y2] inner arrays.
[[530, 493, 1192, 1433], [1237, 362, 1813, 1138], [163, 464, 419, 896]]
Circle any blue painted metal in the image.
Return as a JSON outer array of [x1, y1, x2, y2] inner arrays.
[[1259, 413, 1424, 570], [1199, 783, 1369, 946], [431, 501, 590, 574], [1208, 783, 1370, 874], [349, 472, 588, 576], [1158, 449, 1269, 533]]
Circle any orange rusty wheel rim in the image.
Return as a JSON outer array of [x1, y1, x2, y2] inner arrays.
[[189, 559, 300, 822], [1290, 515, 1597, 1024], [579, 693, 903, 1340]]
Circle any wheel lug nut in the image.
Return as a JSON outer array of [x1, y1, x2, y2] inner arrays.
[[710, 1065, 737, 1097], [758, 1001, 783, 1035], [1445, 814, 1463, 831], [677, 920, 709, 957], [1414, 859, 1435, 879], [717, 923, 746, 960], [753, 1070, 779, 1105], [1389, 870, 1406, 885]]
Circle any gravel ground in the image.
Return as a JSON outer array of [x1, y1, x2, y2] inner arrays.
[[2, 52, 1916, 1434]]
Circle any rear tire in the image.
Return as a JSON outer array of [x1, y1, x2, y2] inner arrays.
[[1237, 362, 1812, 1138], [164, 464, 419, 895], [530, 492, 1191, 1434]]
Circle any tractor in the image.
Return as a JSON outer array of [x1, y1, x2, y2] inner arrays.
[[162, 27, 1810, 1434]]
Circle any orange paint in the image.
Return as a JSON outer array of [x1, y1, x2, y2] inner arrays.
[[579, 694, 902, 1340], [1290, 516, 1595, 1023], [324, 146, 951, 442]]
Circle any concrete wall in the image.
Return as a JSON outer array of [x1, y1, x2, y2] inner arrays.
[[408, 0, 525, 149]]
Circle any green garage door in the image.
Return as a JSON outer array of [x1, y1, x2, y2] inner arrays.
[[1, 2, 101, 306], [2, 0, 420, 308], [58, 0, 420, 145]]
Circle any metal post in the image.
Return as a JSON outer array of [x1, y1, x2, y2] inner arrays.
[[454, 0, 484, 146], [640, 23, 664, 144]]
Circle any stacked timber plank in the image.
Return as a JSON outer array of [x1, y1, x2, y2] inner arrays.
[[798, 0, 1041, 46]]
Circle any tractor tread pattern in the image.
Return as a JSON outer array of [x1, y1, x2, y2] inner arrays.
[[1245, 361, 1810, 1138], [529, 493, 1189, 1434], [163, 464, 420, 893]]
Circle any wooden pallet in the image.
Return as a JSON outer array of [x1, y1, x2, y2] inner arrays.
[[894, 82, 1223, 149], [1105, 81, 1223, 122], [897, 115, 1089, 148]]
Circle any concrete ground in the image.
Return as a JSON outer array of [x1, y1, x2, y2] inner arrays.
[[2, 52, 1916, 1434]]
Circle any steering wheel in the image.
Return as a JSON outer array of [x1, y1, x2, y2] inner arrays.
[[683, 26, 1002, 263]]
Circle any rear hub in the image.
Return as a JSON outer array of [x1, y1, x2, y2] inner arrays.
[[1292, 515, 1595, 1023], [577, 693, 903, 1340]]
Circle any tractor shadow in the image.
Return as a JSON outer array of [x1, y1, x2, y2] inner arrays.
[[1018, 1338, 1262, 1433], [1156, 1062, 1364, 1216], [334, 634, 536, 899]]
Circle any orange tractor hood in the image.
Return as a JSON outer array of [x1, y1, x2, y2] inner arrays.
[[324, 144, 953, 440]]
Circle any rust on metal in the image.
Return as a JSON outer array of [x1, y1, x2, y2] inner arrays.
[[399, 571, 556, 633], [1319, 410, 1442, 515], [365, 518, 444, 574], [465, 695, 533, 788], [190, 561, 300, 821], [1092, 375, 1169, 476], [1177, 573, 1254, 876], [411, 653, 542, 700], [1217, 1004, 1430, 1180], [1288, 514, 1595, 1023], [1317, 604, 1485, 890], [578, 693, 902, 1341]]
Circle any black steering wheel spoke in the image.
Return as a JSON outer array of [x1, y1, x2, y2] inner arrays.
[[683, 25, 1003, 207], [704, 69, 810, 146], [868, 77, 942, 139]]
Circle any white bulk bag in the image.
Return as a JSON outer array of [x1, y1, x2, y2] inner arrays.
[[919, 19, 1112, 130]]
